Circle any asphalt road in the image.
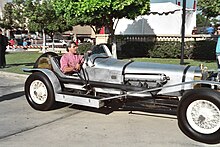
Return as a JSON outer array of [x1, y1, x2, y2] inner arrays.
[[0, 71, 219, 147]]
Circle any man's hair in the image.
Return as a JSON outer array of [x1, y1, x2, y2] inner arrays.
[[66, 41, 78, 51], [0, 29, 2, 32], [67, 41, 77, 48]]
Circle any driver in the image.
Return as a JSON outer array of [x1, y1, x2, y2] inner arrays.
[[60, 41, 84, 74]]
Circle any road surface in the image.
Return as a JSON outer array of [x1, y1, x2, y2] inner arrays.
[[0, 71, 218, 147]]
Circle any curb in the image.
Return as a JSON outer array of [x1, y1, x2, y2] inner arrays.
[[0, 71, 28, 79]]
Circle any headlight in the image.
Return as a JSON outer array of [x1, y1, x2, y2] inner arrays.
[[200, 64, 209, 80], [193, 64, 204, 80]]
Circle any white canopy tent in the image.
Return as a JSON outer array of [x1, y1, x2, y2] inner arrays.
[[115, 2, 196, 36]]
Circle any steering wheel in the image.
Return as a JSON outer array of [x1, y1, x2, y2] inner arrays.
[[83, 50, 92, 66]]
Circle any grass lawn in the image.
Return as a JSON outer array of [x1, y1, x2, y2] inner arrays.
[[1, 51, 42, 74], [0, 51, 217, 75]]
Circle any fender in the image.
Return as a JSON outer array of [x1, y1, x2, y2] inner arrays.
[[23, 68, 62, 97]]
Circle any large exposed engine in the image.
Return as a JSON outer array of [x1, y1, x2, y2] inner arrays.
[[124, 73, 169, 89]]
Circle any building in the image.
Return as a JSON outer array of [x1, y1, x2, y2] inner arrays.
[[63, 25, 95, 42], [0, 0, 8, 19]]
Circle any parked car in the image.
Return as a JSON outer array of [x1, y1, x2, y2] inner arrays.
[[46, 39, 67, 47], [23, 44, 220, 144]]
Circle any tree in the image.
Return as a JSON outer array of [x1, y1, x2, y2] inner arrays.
[[53, 0, 150, 42], [1, 0, 72, 39], [197, 0, 220, 19], [1, 0, 72, 51], [24, 0, 73, 51], [196, 13, 211, 27], [0, 3, 15, 29], [20, 0, 72, 38], [0, 1, 27, 30], [54, 0, 150, 58], [12, 0, 28, 30]]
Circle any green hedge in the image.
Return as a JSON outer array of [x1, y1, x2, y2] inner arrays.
[[119, 41, 155, 58], [119, 40, 217, 60], [149, 41, 181, 58], [78, 43, 93, 54], [78, 43, 112, 54], [77, 41, 217, 60], [192, 40, 216, 60]]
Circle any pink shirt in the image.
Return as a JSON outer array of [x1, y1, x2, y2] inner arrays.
[[9, 39, 15, 46], [60, 52, 83, 72]]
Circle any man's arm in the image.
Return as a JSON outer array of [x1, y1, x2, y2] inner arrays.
[[60, 55, 81, 73]]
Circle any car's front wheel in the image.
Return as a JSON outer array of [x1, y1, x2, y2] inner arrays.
[[177, 89, 220, 144], [25, 72, 55, 111]]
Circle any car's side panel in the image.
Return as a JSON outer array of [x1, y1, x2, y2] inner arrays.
[[23, 68, 62, 99], [85, 57, 131, 84]]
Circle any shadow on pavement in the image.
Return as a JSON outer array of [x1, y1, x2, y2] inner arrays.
[[52, 102, 71, 110], [0, 91, 25, 102], [70, 104, 116, 115], [69, 99, 177, 119]]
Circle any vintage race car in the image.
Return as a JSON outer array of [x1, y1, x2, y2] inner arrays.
[[23, 44, 220, 144]]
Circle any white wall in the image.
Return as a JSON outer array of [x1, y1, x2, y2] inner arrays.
[[115, 2, 196, 36]]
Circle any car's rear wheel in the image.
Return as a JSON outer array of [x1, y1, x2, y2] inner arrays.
[[25, 72, 55, 111], [177, 89, 220, 144]]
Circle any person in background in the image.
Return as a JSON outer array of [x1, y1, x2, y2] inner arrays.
[[9, 38, 15, 49], [26, 35, 32, 46], [60, 41, 84, 74], [216, 36, 220, 80], [192, 26, 197, 35], [0, 29, 8, 68], [216, 26, 220, 35], [23, 39, 28, 49], [206, 24, 215, 35]]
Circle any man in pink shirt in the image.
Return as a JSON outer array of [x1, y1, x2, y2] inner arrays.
[[60, 41, 83, 74]]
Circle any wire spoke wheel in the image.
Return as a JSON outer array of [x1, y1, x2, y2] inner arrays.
[[186, 100, 220, 134]]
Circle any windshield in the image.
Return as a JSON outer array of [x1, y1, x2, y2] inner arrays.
[[91, 44, 112, 57]]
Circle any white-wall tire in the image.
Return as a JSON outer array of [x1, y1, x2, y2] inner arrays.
[[25, 72, 55, 111]]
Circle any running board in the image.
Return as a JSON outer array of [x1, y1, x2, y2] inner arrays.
[[55, 92, 104, 108]]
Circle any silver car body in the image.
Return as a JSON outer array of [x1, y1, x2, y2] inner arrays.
[[24, 44, 220, 105]]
